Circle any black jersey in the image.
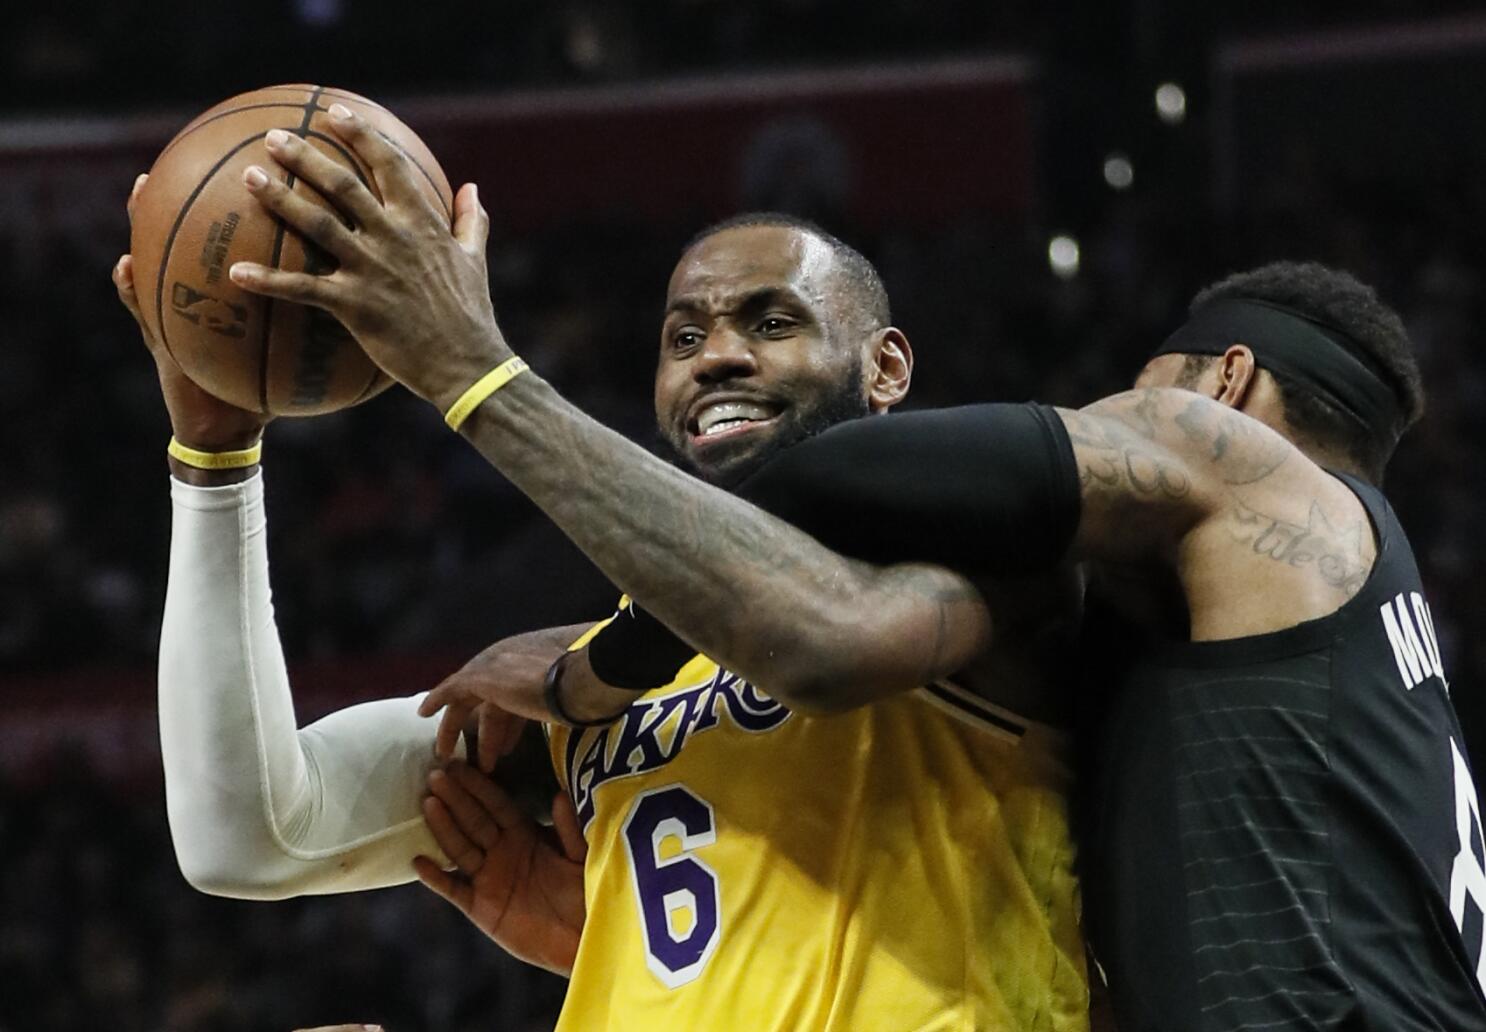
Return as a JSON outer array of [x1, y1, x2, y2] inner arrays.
[[1080, 473, 1486, 1031]]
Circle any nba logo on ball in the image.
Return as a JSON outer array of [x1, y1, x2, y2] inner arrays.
[[130, 85, 453, 415]]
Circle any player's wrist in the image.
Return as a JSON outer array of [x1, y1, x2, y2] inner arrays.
[[166, 435, 262, 486], [168, 456, 259, 486], [168, 421, 265, 454], [439, 352, 529, 431], [543, 650, 638, 727]]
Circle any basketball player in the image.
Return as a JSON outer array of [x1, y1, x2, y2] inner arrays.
[[417, 256, 1485, 1030], [149, 103, 1484, 1028], [231, 111, 1485, 1028], [427, 258, 1484, 1030], [121, 165, 1091, 1029]]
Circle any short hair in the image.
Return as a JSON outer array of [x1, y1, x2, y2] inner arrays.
[[1187, 261, 1424, 482], [683, 212, 891, 330]]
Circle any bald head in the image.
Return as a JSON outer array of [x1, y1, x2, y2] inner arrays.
[[680, 212, 891, 337]]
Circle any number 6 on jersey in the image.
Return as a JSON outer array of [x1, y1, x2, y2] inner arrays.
[[622, 785, 722, 988]]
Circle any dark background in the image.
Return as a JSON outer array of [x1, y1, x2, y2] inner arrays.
[[4, 2, 1486, 1029]]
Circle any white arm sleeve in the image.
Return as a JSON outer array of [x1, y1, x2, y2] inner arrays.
[[160, 471, 456, 899]]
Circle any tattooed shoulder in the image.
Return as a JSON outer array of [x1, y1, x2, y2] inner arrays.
[[1170, 393, 1291, 486], [1062, 399, 1193, 501]]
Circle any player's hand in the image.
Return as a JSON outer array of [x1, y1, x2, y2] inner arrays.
[[227, 105, 508, 414], [420, 635, 559, 771], [116, 174, 269, 452], [421, 638, 637, 767], [415, 761, 587, 977]]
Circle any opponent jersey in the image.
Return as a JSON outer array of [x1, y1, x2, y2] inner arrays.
[[1080, 473, 1486, 1031], [547, 651, 1088, 1032]]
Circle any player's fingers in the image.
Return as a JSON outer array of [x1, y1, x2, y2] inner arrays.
[[418, 679, 453, 718], [242, 163, 359, 263], [428, 766, 504, 850], [261, 128, 389, 230], [413, 854, 475, 914], [126, 173, 148, 222], [477, 705, 511, 773], [229, 262, 341, 308], [113, 255, 154, 339], [323, 103, 426, 212], [498, 709, 527, 758], [448, 759, 526, 832], [452, 183, 489, 255], [421, 793, 487, 874], [552, 791, 587, 863], [435, 701, 469, 763]]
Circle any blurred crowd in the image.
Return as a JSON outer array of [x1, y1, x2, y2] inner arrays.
[[4, 0, 1483, 115], [0, 753, 567, 1031], [7, 7, 1486, 1027]]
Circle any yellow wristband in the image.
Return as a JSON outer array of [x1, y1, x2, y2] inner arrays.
[[443, 356, 530, 430], [167, 436, 263, 470]]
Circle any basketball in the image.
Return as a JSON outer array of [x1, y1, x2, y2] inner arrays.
[[130, 85, 453, 416]]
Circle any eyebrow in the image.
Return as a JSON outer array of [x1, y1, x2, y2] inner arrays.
[[664, 286, 807, 320]]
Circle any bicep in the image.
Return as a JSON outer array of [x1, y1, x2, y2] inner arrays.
[[1055, 390, 1241, 564]]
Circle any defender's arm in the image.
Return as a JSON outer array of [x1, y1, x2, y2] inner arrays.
[[1055, 388, 1373, 636]]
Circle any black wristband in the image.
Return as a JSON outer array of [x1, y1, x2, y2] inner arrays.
[[542, 651, 625, 728], [586, 599, 698, 690]]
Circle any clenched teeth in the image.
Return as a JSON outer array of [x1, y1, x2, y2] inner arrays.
[[697, 401, 775, 435]]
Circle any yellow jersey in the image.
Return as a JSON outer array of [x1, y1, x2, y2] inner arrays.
[[547, 652, 1086, 1032]]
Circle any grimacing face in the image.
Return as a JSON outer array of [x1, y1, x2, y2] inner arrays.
[[654, 225, 874, 488]]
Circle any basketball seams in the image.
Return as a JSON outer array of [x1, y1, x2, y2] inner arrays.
[[260, 86, 326, 414], [153, 134, 275, 379], [161, 90, 451, 224], [143, 85, 446, 416], [161, 101, 314, 163]]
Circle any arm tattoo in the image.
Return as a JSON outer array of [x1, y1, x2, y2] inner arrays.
[[459, 374, 981, 690], [1062, 402, 1192, 501], [1229, 498, 1370, 597], [1172, 395, 1290, 485]]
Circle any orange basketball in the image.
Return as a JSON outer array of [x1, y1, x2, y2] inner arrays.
[[130, 85, 453, 416]]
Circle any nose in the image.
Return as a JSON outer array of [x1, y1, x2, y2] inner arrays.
[[692, 326, 758, 384]]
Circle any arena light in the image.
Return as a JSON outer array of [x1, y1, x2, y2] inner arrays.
[[1155, 82, 1187, 125], [1048, 235, 1080, 279], [1103, 153, 1134, 190]]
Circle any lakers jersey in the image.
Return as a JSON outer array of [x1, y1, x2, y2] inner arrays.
[[546, 649, 1088, 1031]]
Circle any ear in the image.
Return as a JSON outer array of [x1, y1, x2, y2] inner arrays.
[[866, 328, 913, 413], [1214, 343, 1260, 409]]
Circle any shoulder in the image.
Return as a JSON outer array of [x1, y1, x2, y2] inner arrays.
[[1061, 388, 1320, 505]]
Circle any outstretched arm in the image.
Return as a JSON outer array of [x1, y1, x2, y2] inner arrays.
[[225, 118, 1000, 711]]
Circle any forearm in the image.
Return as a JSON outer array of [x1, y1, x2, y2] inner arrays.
[[459, 374, 979, 702], [161, 473, 452, 898]]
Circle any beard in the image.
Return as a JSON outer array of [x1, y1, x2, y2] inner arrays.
[[666, 358, 872, 491]]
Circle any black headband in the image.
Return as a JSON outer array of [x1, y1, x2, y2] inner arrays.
[[1152, 298, 1402, 444]]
